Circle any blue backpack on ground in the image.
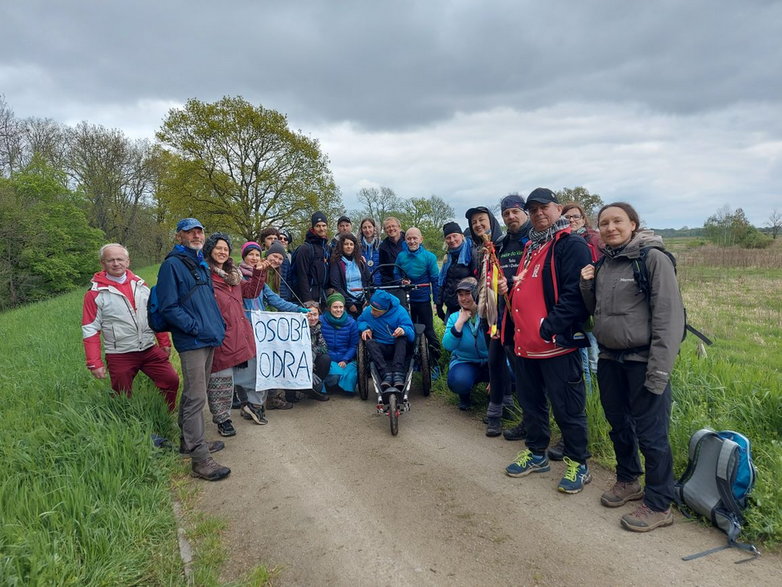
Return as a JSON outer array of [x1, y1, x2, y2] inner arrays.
[[147, 254, 207, 333], [674, 428, 759, 561]]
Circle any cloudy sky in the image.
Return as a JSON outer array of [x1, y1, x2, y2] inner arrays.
[[2, 0, 781, 228]]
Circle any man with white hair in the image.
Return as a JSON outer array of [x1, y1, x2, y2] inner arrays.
[[82, 243, 179, 410]]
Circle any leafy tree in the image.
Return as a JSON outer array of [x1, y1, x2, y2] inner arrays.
[[399, 195, 455, 252], [555, 186, 604, 222], [156, 96, 342, 242], [704, 205, 772, 249], [0, 157, 104, 309]]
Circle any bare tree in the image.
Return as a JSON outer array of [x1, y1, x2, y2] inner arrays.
[[767, 209, 782, 239], [0, 96, 24, 176]]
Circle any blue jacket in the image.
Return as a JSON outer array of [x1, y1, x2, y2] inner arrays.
[[394, 244, 440, 303], [442, 311, 489, 366], [357, 290, 415, 345], [155, 245, 225, 352], [243, 283, 303, 315], [320, 314, 359, 362]]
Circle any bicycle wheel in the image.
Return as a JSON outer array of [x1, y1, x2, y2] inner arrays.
[[357, 339, 369, 400], [389, 393, 399, 436]]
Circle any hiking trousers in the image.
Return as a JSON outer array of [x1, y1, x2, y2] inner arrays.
[[178, 347, 215, 462], [598, 358, 674, 512], [513, 351, 589, 464]]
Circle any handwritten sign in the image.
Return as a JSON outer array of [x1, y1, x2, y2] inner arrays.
[[250, 311, 313, 390]]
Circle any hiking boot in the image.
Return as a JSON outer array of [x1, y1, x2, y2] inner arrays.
[[621, 503, 673, 532], [191, 457, 231, 481], [601, 479, 644, 508], [557, 457, 592, 494], [458, 393, 471, 411], [285, 389, 306, 403], [548, 438, 565, 461], [505, 449, 550, 477], [241, 403, 268, 425], [307, 388, 330, 401], [485, 417, 502, 437], [393, 372, 405, 390], [503, 421, 527, 441], [217, 419, 237, 437], [381, 373, 393, 390], [231, 393, 242, 410], [267, 396, 293, 410], [179, 440, 225, 458]]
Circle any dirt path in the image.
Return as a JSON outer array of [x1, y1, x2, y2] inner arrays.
[[198, 392, 781, 586]]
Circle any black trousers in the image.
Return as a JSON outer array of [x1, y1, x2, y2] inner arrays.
[[485, 336, 516, 418], [409, 300, 441, 362], [365, 338, 408, 378], [597, 358, 674, 511], [513, 351, 589, 463]]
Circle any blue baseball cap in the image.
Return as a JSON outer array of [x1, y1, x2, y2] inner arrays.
[[176, 218, 204, 232]]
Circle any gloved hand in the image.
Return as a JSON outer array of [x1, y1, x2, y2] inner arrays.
[[298, 307, 310, 313]]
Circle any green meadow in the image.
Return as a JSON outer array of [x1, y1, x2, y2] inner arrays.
[[1, 242, 780, 584]]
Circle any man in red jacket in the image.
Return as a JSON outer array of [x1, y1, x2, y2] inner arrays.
[[82, 243, 179, 410]]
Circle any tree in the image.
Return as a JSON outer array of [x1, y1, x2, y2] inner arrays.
[[555, 187, 604, 221], [0, 157, 104, 309], [399, 194, 455, 251], [352, 186, 403, 223], [703, 205, 772, 249], [766, 209, 782, 239], [0, 95, 23, 176], [156, 96, 342, 242]]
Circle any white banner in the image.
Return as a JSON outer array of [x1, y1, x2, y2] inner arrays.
[[250, 311, 313, 391]]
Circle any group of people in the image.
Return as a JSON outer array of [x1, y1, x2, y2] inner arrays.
[[81, 188, 685, 533]]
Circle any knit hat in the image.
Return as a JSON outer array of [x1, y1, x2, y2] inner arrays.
[[326, 292, 345, 307], [266, 241, 287, 258], [241, 241, 262, 258], [176, 217, 204, 232], [524, 188, 558, 210], [369, 291, 392, 312], [203, 232, 231, 258], [500, 194, 526, 211], [311, 211, 327, 227], [442, 222, 462, 238]]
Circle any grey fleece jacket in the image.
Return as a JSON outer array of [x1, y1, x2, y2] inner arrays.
[[579, 230, 685, 394]]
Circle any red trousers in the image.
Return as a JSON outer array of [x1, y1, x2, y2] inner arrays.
[[105, 346, 179, 411]]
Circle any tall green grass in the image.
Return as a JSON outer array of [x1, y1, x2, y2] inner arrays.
[[0, 288, 184, 584]]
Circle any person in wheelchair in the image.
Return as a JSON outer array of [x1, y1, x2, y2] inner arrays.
[[441, 277, 489, 411], [357, 289, 415, 390]]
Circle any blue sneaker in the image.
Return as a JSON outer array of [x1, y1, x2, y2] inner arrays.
[[558, 456, 592, 494], [431, 365, 441, 381], [505, 449, 550, 477]]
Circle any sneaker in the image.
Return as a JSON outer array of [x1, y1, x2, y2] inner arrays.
[[267, 396, 294, 410], [505, 449, 550, 477], [381, 374, 393, 390], [241, 403, 268, 425], [557, 456, 592, 494], [548, 438, 565, 461], [231, 394, 242, 410], [191, 457, 231, 481], [485, 417, 502, 437], [393, 372, 405, 390], [307, 388, 330, 401], [285, 389, 305, 403], [621, 503, 673, 532], [179, 440, 225, 458], [503, 421, 527, 441], [601, 479, 644, 508], [457, 394, 471, 411], [217, 419, 237, 437]]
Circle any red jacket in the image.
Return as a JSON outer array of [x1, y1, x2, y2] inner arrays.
[[210, 267, 265, 373]]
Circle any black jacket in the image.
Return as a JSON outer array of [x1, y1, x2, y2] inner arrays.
[[293, 230, 330, 304], [378, 233, 405, 284], [328, 256, 372, 305]]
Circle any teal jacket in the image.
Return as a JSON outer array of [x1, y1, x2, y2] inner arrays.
[[357, 290, 415, 344], [394, 243, 440, 303], [442, 311, 488, 366]]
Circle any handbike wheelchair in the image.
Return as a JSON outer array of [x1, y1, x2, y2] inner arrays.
[[352, 264, 432, 436]]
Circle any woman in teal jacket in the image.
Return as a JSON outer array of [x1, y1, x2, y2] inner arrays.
[[442, 278, 489, 410]]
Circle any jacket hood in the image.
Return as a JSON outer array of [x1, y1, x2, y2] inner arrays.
[[305, 229, 328, 246], [369, 289, 401, 312], [608, 229, 664, 259], [91, 269, 142, 288], [466, 208, 503, 246]]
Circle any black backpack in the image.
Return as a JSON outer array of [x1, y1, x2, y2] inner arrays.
[[147, 254, 209, 333], [594, 246, 713, 347]]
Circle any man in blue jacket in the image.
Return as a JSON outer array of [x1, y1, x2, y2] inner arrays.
[[156, 218, 230, 481], [394, 227, 441, 375], [357, 290, 415, 390]]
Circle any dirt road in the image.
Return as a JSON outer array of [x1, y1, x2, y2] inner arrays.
[[198, 392, 780, 586]]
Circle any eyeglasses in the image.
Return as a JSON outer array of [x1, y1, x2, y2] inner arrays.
[[278, 236, 288, 242], [564, 214, 583, 221]]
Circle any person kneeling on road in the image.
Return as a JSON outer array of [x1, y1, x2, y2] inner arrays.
[[357, 290, 415, 390], [441, 278, 489, 411]]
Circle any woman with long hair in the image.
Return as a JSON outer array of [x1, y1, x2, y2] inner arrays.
[[328, 232, 371, 318]]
